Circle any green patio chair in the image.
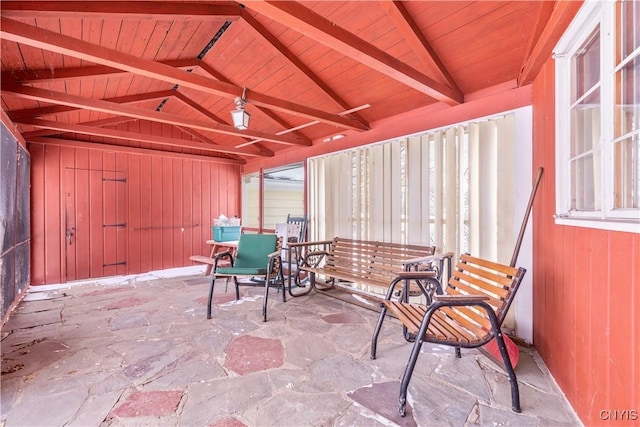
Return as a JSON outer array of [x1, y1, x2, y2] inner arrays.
[[207, 233, 284, 322]]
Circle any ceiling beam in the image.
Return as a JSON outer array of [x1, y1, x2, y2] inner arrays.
[[3, 85, 309, 146], [173, 91, 227, 124], [1, 59, 199, 84], [245, 1, 463, 105], [0, 1, 242, 20], [172, 91, 274, 154], [17, 118, 267, 158], [0, 17, 368, 131], [240, 8, 369, 127], [380, 1, 461, 95], [517, 1, 583, 86], [27, 136, 246, 165], [179, 127, 274, 158], [21, 116, 136, 139], [196, 62, 310, 147], [8, 89, 176, 120]]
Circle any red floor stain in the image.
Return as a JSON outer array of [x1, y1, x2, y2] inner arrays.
[[79, 287, 130, 298], [110, 390, 183, 417], [224, 335, 284, 375], [321, 311, 366, 324], [196, 293, 236, 306], [210, 417, 247, 427], [104, 297, 153, 310]]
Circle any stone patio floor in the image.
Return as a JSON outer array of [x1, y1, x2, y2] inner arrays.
[[1, 266, 582, 426]]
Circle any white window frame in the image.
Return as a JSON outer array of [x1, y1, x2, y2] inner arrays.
[[554, 0, 640, 233]]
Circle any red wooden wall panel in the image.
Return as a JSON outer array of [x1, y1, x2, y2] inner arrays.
[[89, 150, 105, 278], [29, 144, 45, 285], [43, 145, 62, 283], [139, 154, 154, 272], [161, 156, 173, 268], [127, 154, 141, 274], [532, 59, 640, 426], [75, 148, 91, 280], [29, 141, 241, 285]]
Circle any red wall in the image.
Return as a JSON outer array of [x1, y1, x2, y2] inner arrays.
[[29, 141, 240, 285], [532, 59, 640, 426]]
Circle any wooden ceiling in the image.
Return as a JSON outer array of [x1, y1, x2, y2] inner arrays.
[[0, 1, 580, 164]]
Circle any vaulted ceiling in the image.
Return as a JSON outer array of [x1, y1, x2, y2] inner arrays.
[[0, 1, 580, 164]]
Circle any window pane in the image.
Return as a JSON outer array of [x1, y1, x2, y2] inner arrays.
[[571, 89, 601, 157], [241, 172, 260, 228], [615, 56, 640, 138], [614, 135, 640, 209], [618, 0, 639, 60], [263, 163, 304, 229], [571, 150, 601, 211], [573, 28, 600, 102]]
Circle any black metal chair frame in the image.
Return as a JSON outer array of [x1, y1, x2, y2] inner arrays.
[[207, 236, 285, 322], [370, 254, 527, 416]]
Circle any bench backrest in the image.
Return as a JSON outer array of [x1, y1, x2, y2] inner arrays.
[[326, 237, 436, 283], [445, 253, 526, 332]]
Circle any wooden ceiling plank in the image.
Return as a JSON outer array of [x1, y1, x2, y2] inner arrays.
[[0, 1, 243, 21], [381, 1, 462, 96], [245, 1, 462, 105], [18, 117, 268, 158], [517, 1, 583, 86], [0, 17, 366, 131], [240, 9, 369, 128], [8, 89, 175, 120], [2, 84, 308, 146]]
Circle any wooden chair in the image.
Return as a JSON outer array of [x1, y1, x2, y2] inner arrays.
[[286, 214, 308, 244], [370, 253, 527, 416], [207, 234, 284, 322], [282, 214, 308, 287]]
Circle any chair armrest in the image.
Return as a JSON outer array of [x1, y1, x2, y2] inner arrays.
[[267, 250, 282, 259], [213, 250, 233, 259]]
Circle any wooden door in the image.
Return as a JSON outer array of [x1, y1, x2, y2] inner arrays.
[[64, 168, 127, 281]]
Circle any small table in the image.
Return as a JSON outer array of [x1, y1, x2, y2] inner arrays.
[[201, 240, 238, 275]]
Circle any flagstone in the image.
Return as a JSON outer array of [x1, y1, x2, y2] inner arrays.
[[1, 270, 581, 427]]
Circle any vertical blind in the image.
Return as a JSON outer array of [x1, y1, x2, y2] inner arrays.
[[308, 114, 517, 262]]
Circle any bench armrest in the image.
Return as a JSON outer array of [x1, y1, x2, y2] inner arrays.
[[433, 294, 490, 303], [396, 271, 437, 279], [288, 240, 333, 249], [403, 251, 455, 266]]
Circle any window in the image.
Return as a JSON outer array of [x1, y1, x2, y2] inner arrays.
[[554, 0, 639, 232], [308, 109, 532, 264], [241, 163, 304, 231]]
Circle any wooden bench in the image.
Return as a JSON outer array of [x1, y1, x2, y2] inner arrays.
[[370, 253, 527, 416], [290, 237, 452, 301]]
